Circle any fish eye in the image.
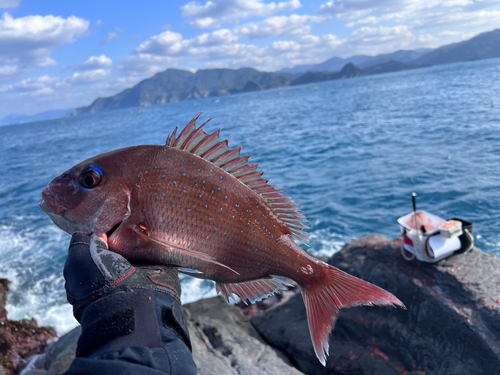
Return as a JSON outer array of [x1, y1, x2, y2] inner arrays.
[[79, 167, 102, 189]]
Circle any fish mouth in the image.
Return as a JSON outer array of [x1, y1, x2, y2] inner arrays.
[[40, 188, 66, 215]]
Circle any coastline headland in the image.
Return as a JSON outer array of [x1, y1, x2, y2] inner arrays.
[[2, 234, 499, 375]]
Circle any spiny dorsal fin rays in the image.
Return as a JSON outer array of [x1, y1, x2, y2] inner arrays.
[[174, 112, 202, 149], [166, 113, 309, 243], [192, 129, 221, 155], [201, 138, 231, 161], [182, 119, 212, 152], [166, 126, 178, 147]]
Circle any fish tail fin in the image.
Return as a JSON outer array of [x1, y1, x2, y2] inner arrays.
[[301, 263, 404, 366]]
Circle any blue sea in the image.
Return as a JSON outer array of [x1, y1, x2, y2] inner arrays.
[[1, 58, 499, 335]]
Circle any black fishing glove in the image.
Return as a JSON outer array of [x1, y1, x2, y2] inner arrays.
[[63, 233, 195, 373]]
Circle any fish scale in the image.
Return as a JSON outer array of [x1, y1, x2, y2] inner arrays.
[[40, 113, 404, 366]]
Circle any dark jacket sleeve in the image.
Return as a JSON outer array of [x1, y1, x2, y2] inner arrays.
[[63, 290, 197, 375]]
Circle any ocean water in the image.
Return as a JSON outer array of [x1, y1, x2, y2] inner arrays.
[[1, 58, 499, 335]]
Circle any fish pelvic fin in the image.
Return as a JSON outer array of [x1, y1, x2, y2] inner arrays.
[[165, 113, 309, 244], [216, 276, 293, 305], [133, 227, 239, 276], [302, 264, 404, 366]]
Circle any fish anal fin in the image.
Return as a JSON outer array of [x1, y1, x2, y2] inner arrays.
[[216, 276, 292, 305], [132, 227, 239, 276]]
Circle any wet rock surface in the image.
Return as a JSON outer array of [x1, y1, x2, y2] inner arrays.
[[0, 279, 57, 375], [252, 234, 500, 375]]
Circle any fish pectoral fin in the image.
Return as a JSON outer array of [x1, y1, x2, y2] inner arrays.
[[216, 276, 293, 305], [133, 227, 239, 275]]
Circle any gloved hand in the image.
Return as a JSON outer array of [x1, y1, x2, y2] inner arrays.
[[64, 233, 192, 359]]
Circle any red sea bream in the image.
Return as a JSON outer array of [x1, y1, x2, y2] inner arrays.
[[39, 113, 404, 365]]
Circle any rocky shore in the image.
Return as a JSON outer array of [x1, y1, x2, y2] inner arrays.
[[0, 279, 57, 375], [3, 234, 500, 375]]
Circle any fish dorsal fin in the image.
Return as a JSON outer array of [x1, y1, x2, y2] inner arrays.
[[166, 112, 309, 243]]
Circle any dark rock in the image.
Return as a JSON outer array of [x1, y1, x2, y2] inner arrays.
[[43, 327, 80, 375], [185, 297, 304, 375], [0, 279, 57, 375], [252, 234, 500, 375]]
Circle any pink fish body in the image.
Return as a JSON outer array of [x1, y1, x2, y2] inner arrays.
[[40, 113, 403, 365]]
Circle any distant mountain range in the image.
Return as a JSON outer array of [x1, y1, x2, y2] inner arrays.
[[2, 28, 498, 124], [279, 49, 432, 74], [0, 109, 73, 127], [73, 28, 500, 116], [280, 28, 500, 74]]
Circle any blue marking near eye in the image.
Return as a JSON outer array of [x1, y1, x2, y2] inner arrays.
[[145, 171, 148, 173], [183, 173, 186, 176], [184, 190, 187, 193], [225, 196, 228, 199], [174, 181, 177, 184], [200, 194, 202, 197], [205, 205, 208, 208], [90, 165, 103, 175], [218, 187, 220, 190], [215, 228, 219, 230], [195, 183, 198, 187], [163, 175, 165, 178], [220, 176, 223, 179], [212, 190, 214, 193], [155, 166, 157, 169], [188, 209, 192, 212]]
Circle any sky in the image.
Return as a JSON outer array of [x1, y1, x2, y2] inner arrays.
[[0, 0, 499, 120]]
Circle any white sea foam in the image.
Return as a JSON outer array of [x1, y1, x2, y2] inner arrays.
[[0, 223, 77, 336], [308, 226, 354, 258], [179, 275, 217, 304]]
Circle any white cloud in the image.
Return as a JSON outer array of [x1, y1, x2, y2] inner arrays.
[[235, 14, 325, 38], [73, 55, 112, 70], [0, 0, 20, 8], [0, 64, 16, 76], [66, 69, 112, 85], [121, 53, 181, 76], [181, 0, 302, 28], [0, 13, 89, 79], [438, 30, 461, 37], [0, 75, 59, 93]]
